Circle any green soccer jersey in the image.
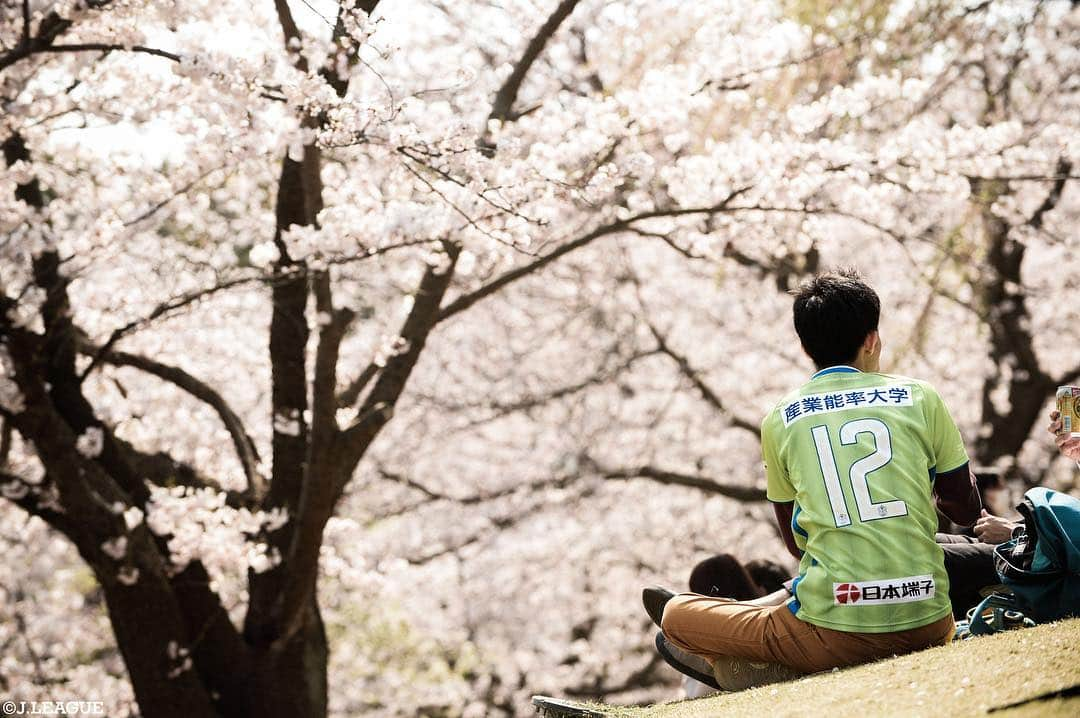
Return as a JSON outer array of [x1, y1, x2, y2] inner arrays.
[[762, 366, 969, 633]]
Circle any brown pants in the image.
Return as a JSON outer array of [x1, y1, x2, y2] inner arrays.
[[661, 594, 955, 675]]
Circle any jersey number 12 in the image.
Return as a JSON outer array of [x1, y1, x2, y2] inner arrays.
[[811, 418, 908, 527]]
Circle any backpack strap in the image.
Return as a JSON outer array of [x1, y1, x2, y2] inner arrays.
[[967, 593, 1035, 636]]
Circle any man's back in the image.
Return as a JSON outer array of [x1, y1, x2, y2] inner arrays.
[[763, 366, 969, 633]]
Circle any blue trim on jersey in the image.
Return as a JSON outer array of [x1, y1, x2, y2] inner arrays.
[[928, 466, 936, 484], [788, 574, 805, 615], [939, 460, 970, 475], [791, 504, 808, 539], [811, 365, 862, 379]]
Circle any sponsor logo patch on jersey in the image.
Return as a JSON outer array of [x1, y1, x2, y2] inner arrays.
[[781, 384, 915, 427], [833, 575, 935, 605]]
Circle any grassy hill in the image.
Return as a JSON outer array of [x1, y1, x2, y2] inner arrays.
[[535, 618, 1080, 717]]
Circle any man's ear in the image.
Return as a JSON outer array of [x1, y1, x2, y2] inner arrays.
[[863, 330, 880, 355]]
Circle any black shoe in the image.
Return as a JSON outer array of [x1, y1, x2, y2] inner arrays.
[[655, 632, 720, 690], [642, 586, 674, 628]]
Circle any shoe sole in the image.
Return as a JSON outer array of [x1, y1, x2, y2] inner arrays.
[[711, 655, 804, 691], [655, 633, 721, 690]]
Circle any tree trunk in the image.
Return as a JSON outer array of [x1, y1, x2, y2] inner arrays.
[[94, 558, 222, 718], [971, 180, 1054, 469], [247, 596, 329, 718]]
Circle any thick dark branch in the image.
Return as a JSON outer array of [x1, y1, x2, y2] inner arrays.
[[21, 1, 31, 45], [273, 0, 308, 71], [320, 1, 382, 97], [77, 336, 265, 500], [1028, 158, 1071, 230], [312, 272, 354, 436], [0, 415, 11, 464], [488, 0, 582, 125], [269, 246, 463, 645], [245, 156, 319, 647], [970, 171, 1057, 464], [114, 437, 254, 510], [644, 319, 761, 438], [273, 247, 461, 649], [340, 243, 463, 461], [31, 43, 181, 62], [0, 471, 80, 537], [336, 361, 379, 409]]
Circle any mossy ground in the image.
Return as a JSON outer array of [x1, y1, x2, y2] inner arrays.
[[534, 618, 1080, 717]]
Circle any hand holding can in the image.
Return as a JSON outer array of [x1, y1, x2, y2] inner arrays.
[[1056, 386, 1080, 438]]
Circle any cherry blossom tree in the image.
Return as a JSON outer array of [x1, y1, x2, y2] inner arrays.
[[1, 1, 1077, 716]]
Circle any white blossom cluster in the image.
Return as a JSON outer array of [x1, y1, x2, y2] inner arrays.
[[145, 486, 287, 589]]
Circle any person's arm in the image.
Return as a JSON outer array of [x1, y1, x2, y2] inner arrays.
[[772, 501, 803, 560], [933, 462, 982, 527], [923, 385, 980, 526], [762, 412, 802, 559]]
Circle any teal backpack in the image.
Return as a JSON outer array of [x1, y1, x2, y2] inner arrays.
[[987, 487, 1080, 625]]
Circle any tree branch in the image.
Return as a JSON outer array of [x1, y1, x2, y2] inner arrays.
[[32, 43, 181, 62], [488, 0, 582, 124], [336, 361, 379, 409], [585, 456, 767, 502], [643, 319, 761, 438], [0, 2, 116, 73], [273, 0, 308, 71], [76, 335, 265, 501], [21, 0, 31, 45], [244, 153, 319, 648], [437, 188, 752, 323], [80, 275, 263, 381], [1028, 158, 1071, 230], [320, 1, 382, 97], [311, 273, 355, 436], [340, 243, 463, 460], [272, 245, 463, 650], [375, 466, 579, 507], [425, 348, 661, 431]]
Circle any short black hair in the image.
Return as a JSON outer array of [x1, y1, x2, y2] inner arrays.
[[744, 559, 790, 594], [688, 554, 763, 600], [792, 269, 880, 369]]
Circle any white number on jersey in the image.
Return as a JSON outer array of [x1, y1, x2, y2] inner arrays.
[[811, 418, 908, 527]]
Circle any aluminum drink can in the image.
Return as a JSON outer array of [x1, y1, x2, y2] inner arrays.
[[1057, 386, 1080, 438]]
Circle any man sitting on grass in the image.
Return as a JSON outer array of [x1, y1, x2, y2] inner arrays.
[[645, 270, 982, 691]]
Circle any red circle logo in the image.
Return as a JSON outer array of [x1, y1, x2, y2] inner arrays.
[[835, 583, 861, 604]]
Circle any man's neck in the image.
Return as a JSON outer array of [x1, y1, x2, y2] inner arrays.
[[851, 357, 875, 373]]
